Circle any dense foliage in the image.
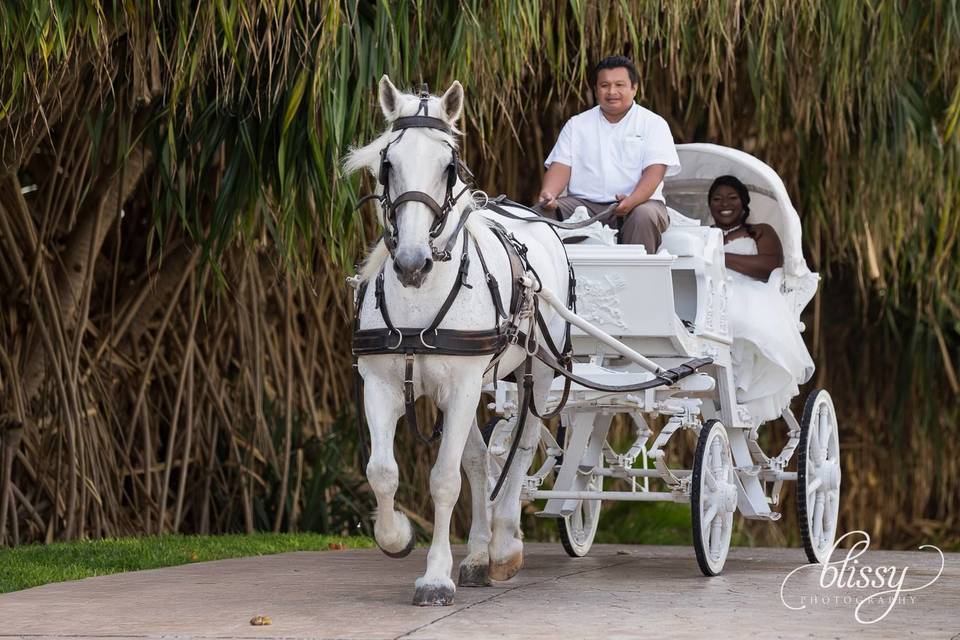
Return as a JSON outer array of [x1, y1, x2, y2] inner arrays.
[[0, 1, 957, 547]]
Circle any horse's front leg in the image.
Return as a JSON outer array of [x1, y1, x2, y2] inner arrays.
[[360, 361, 415, 558], [413, 364, 485, 606]]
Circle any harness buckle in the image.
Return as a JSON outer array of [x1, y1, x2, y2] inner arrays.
[[403, 352, 416, 402]]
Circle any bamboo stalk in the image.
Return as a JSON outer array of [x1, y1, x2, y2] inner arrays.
[[272, 271, 294, 532]]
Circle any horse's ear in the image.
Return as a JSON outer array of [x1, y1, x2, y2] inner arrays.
[[379, 75, 400, 121], [440, 81, 464, 123]]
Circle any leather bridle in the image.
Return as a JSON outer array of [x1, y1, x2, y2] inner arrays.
[[368, 86, 475, 263]]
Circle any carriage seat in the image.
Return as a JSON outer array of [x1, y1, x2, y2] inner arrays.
[[659, 207, 705, 257], [556, 205, 707, 252]]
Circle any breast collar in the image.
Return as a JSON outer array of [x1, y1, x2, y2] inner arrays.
[[352, 221, 526, 357]]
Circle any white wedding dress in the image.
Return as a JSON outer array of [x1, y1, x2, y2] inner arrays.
[[724, 235, 815, 423]]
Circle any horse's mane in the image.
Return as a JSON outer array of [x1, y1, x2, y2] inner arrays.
[[342, 90, 466, 282]]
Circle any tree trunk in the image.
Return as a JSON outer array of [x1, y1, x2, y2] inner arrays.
[[19, 147, 153, 402]]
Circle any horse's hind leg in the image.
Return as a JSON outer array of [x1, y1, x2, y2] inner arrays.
[[457, 417, 492, 587], [488, 365, 552, 581], [414, 368, 484, 606], [362, 370, 415, 558]]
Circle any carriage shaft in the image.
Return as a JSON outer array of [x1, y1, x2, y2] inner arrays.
[[529, 279, 665, 374]]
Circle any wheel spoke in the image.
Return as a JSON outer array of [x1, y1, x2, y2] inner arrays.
[[702, 503, 718, 537], [818, 406, 831, 451], [572, 505, 583, 533], [710, 515, 723, 559], [823, 490, 838, 538], [710, 437, 723, 474], [721, 459, 733, 483], [805, 476, 822, 494], [807, 420, 827, 467], [812, 493, 824, 542], [722, 511, 733, 536], [704, 467, 718, 491]]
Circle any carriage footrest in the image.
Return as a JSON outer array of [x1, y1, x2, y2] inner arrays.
[[741, 511, 782, 522]]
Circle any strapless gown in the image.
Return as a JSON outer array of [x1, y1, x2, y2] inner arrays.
[[724, 236, 815, 423]]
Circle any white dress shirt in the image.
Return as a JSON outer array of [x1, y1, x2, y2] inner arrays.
[[544, 104, 681, 203]]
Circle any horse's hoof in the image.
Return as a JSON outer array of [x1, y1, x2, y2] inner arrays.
[[488, 551, 523, 581], [458, 562, 492, 587], [378, 533, 415, 559], [412, 583, 455, 606]]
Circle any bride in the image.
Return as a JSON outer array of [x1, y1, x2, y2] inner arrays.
[[708, 175, 815, 423]]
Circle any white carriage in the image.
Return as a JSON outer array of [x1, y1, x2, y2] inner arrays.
[[485, 143, 841, 575]]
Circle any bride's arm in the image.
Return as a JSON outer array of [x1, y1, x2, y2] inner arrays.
[[725, 224, 783, 280]]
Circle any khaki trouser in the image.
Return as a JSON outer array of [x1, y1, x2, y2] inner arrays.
[[534, 196, 669, 254]]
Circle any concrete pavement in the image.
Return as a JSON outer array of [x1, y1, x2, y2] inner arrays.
[[0, 544, 956, 639]]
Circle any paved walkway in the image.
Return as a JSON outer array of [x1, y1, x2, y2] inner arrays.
[[0, 544, 956, 639]]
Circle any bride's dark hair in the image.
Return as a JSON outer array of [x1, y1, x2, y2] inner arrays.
[[708, 175, 755, 237]]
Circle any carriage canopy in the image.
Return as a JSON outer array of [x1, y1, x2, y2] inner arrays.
[[663, 143, 810, 279]]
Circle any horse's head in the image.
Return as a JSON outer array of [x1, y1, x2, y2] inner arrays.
[[346, 75, 467, 288]]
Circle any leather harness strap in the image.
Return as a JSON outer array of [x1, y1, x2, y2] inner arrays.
[[353, 328, 507, 355], [353, 224, 525, 445], [392, 115, 451, 133], [484, 195, 617, 231]]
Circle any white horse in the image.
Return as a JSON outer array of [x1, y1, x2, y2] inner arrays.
[[343, 76, 568, 606]]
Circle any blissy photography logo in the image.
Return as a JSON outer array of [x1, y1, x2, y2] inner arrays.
[[779, 530, 945, 624]]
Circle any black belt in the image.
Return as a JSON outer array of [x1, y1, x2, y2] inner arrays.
[[352, 327, 508, 356]]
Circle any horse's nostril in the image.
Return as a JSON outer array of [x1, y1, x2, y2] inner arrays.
[[393, 261, 403, 274], [422, 258, 433, 274]]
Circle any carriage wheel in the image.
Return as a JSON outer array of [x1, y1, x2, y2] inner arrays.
[[797, 389, 841, 564], [557, 428, 603, 558], [691, 419, 738, 576]]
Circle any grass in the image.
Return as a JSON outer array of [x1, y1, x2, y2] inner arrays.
[[0, 533, 375, 594], [595, 501, 749, 547]]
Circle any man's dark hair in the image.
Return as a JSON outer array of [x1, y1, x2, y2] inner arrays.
[[593, 56, 639, 86]]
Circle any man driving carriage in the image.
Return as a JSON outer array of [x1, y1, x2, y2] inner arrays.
[[535, 55, 681, 254]]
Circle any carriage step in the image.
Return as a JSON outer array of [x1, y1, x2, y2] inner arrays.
[[534, 511, 564, 519]]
